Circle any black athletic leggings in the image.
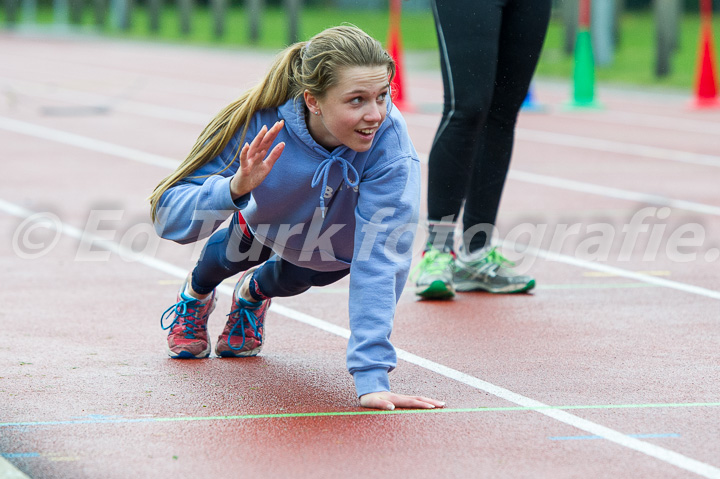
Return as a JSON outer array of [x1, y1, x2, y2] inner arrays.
[[190, 212, 349, 297], [428, 0, 551, 252]]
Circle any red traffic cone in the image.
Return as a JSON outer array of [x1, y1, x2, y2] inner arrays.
[[692, 21, 720, 109], [386, 0, 415, 112]]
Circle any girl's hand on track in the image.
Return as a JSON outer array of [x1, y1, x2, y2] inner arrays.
[[359, 391, 445, 411], [230, 120, 285, 199]]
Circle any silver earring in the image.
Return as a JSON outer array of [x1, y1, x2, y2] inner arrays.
[[314, 111, 320, 115]]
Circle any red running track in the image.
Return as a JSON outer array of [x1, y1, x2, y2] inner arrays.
[[1, 33, 720, 479]]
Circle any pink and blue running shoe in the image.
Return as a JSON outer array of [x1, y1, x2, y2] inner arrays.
[[215, 268, 271, 358], [161, 279, 216, 359]]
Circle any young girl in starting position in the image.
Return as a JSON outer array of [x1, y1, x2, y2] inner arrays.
[[150, 26, 444, 411]]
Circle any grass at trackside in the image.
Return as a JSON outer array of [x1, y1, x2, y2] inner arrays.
[[11, 6, 439, 49], [2, 6, 719, 91], [537, 12, 720, 91]]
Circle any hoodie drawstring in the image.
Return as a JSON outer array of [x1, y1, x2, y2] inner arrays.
[[310, 155, 360, 218]]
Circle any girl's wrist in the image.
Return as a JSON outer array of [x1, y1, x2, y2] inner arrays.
[[230, 180, 249, 200]]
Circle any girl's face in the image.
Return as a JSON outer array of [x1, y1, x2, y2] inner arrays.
[[304, 65, 390, 153]]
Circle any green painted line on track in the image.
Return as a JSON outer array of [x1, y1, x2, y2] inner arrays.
[[3, 402, 720, 428]]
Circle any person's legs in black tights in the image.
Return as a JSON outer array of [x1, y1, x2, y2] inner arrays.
[[416, 0, 550, 297], [427, 0, 501, 252], [426, 0, 551, 254], [462, 0, 552, 253]]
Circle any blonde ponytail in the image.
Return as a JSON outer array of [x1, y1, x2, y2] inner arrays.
[[149, 42, 305, 221], [149, 25, 395, 222]]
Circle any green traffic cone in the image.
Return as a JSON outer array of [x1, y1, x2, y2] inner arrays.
[[568, 29, 603, 109]]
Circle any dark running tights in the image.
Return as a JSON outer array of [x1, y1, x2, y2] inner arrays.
[[190, 213, 349, 297], [428, 0, 551, 252]]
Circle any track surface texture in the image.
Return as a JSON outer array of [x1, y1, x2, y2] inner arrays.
[[1, 33, 720, 479]]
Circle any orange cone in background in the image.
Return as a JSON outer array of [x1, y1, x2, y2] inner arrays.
[[693, 20, 720, 108], [387, 0, 415, 112]]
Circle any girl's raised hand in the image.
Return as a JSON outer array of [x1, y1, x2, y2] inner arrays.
[[230, 120, 285, 199], [359, 391, 445, 411]]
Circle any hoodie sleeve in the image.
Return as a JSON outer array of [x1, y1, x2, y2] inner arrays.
[[347, 153, 421, 398], [153, 135, 252, 244]]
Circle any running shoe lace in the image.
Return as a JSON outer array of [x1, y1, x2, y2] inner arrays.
[[226, 304, 261, 351], [485, 248, 516, 267], [160, 298, 201, 339], [411, 248, 453, 280]]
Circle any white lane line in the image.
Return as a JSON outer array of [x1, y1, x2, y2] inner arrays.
[[0, 456, 32, 479], [0, 78, 213, 124], [1, 198, 719, 479], [553, 110, 720, 136], [415, 152, 720, 217], [498, 240, 720, 301], [0, 55, 249, 101], [4, 77, 720, 168], [0, 116, 178, 170], [516, 128, 720, 169], [508, 170, 720, 217], [404, 114, 720, 168], [6, 65, 720, 136], [2, 115, 719, 219]]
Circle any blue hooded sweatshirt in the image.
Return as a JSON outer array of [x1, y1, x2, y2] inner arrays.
[[154, 97, 421, 398]]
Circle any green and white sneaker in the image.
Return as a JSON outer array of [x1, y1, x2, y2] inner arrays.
[[454, 247, 535, 294], [412, 247, 456, 299]]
